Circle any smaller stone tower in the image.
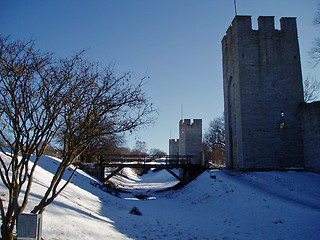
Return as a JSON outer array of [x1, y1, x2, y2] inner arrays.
[[169, 139, 179, 155], [179, 119, 202, 164], [169, 119, 202, 165]]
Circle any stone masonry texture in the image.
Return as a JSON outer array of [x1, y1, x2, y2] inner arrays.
[[169, 119, 202, 165], [222, 16, 305, 170], [300, 101, 320, 172]]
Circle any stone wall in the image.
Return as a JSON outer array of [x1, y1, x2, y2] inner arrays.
[[300, 102, 320, 172], [222, 16, 304, 170]]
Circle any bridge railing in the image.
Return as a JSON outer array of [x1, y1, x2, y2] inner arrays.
[[99, 154, 195, 166]]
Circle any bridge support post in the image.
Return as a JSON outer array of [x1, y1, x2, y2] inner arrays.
[[180, 164, 206, 183], [94, 165, 105, 181], [180, 167, 190, 183], [165, 168, 183, 182], [104, 166, 124, 182]]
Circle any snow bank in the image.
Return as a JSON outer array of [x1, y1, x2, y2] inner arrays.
[[1, 153, 320, 239]]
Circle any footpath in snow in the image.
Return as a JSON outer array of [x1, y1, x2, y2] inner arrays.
[[0, 153, 320, 239]]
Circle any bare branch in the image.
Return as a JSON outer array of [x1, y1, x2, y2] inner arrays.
[[304, 76, 320, 102], [0, 34, 156, 237], [310, 4, 320, 67]]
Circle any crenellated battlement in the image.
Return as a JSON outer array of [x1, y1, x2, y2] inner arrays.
[[222, 15, 298, 48], [258, 16, 275, 31], [232, 15, 297, 31], [169, 139, 179, 144], [180, 119, 202, 127]]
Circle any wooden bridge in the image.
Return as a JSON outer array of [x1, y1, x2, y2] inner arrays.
[[98, 154, 195, 182]]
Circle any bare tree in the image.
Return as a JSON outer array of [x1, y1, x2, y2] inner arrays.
[[304, 76, 320, 102], [203, 115, 225, 166], [302, 4, 320, 103], [31, 55, 156, 214], [132, 140, 148, 154], [0, 35, 76, 239], [79, 134, 125, 163], [310, 39, 320, 67], [310, 4, 320, 67], [0, 35, 156, 238], [149, 148, 167, 157], [43, 143, 62, 158]]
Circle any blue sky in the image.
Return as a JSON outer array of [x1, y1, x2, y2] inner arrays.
[[1, 0, 319, 152]]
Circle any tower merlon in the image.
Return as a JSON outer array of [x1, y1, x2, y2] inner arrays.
[[232, 15, 252, 32], [223, 15, 298, 39], [258, 16, 275, 31], [180, 119, 191, 125], [280, 17, 297, 33], [192, 119, 202, 126], [180, 119, 202, 127]]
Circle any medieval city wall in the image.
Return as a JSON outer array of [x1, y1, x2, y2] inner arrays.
[[300, 102, 320, 172]]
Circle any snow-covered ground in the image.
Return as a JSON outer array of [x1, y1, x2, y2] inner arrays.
[[1, 153, 320, 239], [106, 167, 180, 193]]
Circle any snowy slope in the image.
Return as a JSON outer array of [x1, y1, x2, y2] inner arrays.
[[107, 167, 180, 193], [0, 153, 320, 240]]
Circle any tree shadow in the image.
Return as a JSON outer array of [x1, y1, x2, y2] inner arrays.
[[30, 155, 153, 239]]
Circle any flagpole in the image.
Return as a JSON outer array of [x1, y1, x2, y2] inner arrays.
[[234, 0, 238, 16]]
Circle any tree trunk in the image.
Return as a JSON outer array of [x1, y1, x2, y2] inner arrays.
[[1, 223, 14, 240]]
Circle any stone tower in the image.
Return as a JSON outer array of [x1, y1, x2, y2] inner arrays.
[[169, 139, 179, 155], [179, 119, 202, 164], [222, 16, 304, 170], [169, 119, 202, 164]]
